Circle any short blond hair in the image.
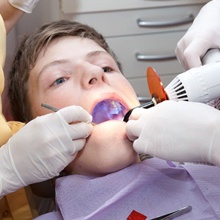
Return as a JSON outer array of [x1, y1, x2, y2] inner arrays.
[[7, 20, 122, 122]]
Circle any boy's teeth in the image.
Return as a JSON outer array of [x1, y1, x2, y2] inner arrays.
[[91, 99, 126, 124]]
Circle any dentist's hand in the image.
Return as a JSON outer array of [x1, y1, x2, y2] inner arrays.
[[175, 0, 220, 69], [8, 0, 39, 13], [126, 101, 220, 166], [0, 106, 93, 196]]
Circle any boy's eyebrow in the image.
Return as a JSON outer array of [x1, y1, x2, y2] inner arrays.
[[38, 59, 71, 79], [38, 50, 110, 78], [86, 50, 109, 58]]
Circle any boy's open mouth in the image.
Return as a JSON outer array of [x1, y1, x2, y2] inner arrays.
[[91, 99, 127, 124]]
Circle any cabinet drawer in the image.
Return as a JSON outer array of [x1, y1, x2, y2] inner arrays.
[[61, 0, 209, 13], [63, 5, 204, 37], [106, 31, 185, 79]]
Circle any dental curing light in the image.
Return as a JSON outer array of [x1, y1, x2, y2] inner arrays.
[[124, 49, 220, 122]]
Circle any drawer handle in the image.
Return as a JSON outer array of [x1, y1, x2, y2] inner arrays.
[[137, 14, 194, 27], [136, 53, 177, 61]]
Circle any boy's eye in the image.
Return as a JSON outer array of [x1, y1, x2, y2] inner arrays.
[[53, 77, 67, 86], [102, 66, 112, 73]]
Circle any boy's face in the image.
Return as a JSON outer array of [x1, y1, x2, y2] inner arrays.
[[28, 36, 140, 176]]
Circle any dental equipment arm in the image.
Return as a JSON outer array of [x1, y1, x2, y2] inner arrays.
[[175, 0, 220, 69], [126, 101, 220, 166], [0, 106, 93, 197]]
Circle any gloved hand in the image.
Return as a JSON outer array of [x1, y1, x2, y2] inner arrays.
[[126, 101, 220, 166], [0, 105, 93, 197], [8, 0, 39, 13], [175, 0, 220, 69]]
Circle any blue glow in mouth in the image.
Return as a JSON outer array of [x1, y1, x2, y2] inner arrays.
[[91, 99, 126, 124]]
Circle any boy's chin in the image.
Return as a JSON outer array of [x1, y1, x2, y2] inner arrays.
[[88, 120, 138, 171], [69, 120, 139, 176], [97, 119, 125, 126], [91, 120, 127, 144]]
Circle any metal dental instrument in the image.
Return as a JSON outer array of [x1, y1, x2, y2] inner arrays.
[[150, 205, 192, 220], [41, 103, 96, 125], [41, 103, 59, 112], [127, 205, 192, 219]]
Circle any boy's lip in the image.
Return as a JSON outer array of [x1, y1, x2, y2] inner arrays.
[[91, 95, 129, 124]]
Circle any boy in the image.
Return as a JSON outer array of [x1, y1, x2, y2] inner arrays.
[[7, 20, 220, 219], [0, 15, 92, 218]]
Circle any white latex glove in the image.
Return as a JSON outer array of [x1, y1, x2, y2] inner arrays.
[[0, 105, 93, 197], [8, 0, 39, 13], [126, 101, 220, 166], [175, 0, 220, 69]]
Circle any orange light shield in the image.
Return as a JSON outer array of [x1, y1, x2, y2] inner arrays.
[[146, 67, 168, 103]]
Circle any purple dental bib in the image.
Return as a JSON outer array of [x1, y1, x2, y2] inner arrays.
[[35, 158, 220, 220]]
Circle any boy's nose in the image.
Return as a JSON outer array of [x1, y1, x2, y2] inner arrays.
[[88, 77, 98, 85], [80, 62, 108, 89]]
